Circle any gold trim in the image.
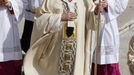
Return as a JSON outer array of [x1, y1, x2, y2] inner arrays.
[[31, 8, 39, 13], [62, 21, 78, 40]]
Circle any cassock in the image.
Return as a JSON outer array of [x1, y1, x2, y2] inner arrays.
[[23, 0, 95, 75], [0, 0, 23, 75], [88, 0, 129, 75], [128, 35, 134, 75], [21, 0, 43, 52]]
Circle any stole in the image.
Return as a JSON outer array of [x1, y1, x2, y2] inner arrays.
[[59, 0, 78, 75]]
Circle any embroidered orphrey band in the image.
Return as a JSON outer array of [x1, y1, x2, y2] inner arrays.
[[59, 22, 77, 75], [59, 1, 78, 75]]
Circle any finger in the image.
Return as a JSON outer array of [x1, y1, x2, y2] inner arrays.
[[100, 1, 107, 8], [102, 3, 108, 8], [98, 5, 104, 12], [67, 15, 75, 21], [101, 1, 107, 5], [3, 0, 8, 3], [101, 1, 108, 5], [68, 12, 75, 16], [69, 14, 76, 20], [0, 2, 5, 5], [102, 0, 107, 2], [67, 12, 74, 17], [2, 1, 7, 4]]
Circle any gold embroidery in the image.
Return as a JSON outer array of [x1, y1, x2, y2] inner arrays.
[[59, 1, 78, 75], [59, 22, 77, 75]]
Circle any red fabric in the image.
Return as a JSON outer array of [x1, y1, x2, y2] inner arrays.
[[0, 60, 22, 75], [91, 63, 121, 75], [104, 7, 108, 12], [8, 7, 14, 14]]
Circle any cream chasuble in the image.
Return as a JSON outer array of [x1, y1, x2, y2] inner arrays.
[[23, 0, 95, 75]]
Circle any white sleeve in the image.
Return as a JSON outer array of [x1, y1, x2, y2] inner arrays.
[[10, 0, 24, 22], [22, 0, 29, 9], [108, 0, 128, 20], [31, 0, 43, 9]]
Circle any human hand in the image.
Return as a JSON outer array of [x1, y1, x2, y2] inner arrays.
[[0, 0, 4, 5], [102, 0, 108, 12], [0, 0, 8, 4], [94, 0, 108, 14], [0, 0, 11, 7], [61, 11, 76, 21], [101, 0, 108, 8]]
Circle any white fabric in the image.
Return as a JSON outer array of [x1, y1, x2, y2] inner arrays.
[[10, 0, 24, 21], [0, 0, 23, 61], [93, 0, 129, 64], [22, 0, 33, 21], [22, 0, 43, 21], [31, 0, 43, 9]]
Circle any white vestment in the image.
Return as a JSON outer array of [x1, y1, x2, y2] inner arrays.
[[23, 0, 95, 75], [93, 0, 128, 64], [0, 0, 23, 61]]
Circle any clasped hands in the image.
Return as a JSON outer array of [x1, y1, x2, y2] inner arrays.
[[94, 0, 108, 14], [61, 11, 77, 21], [0, 0, 11, 7]]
